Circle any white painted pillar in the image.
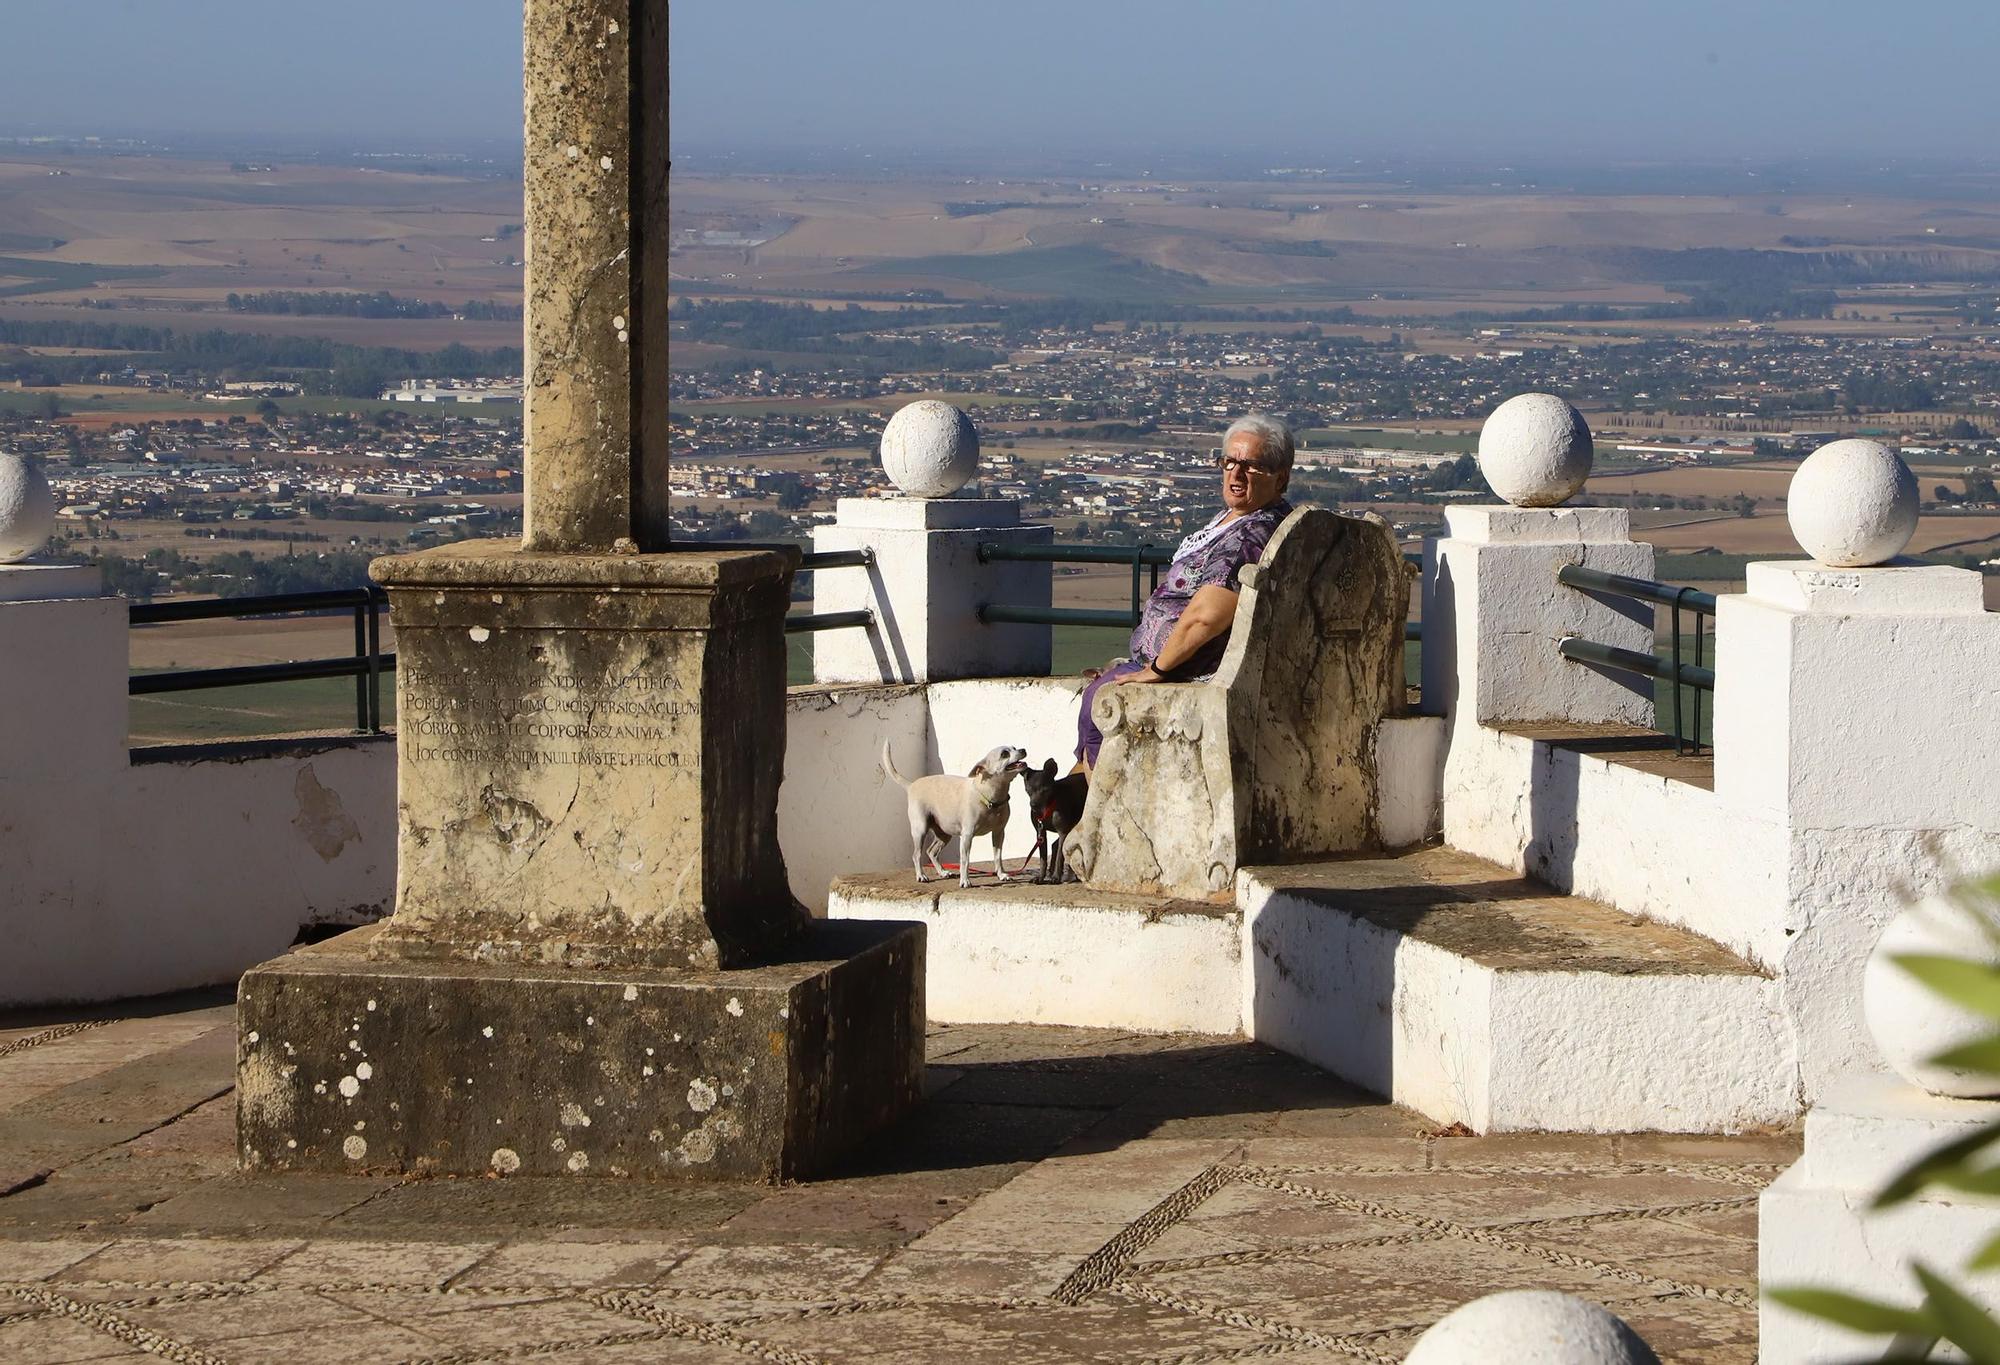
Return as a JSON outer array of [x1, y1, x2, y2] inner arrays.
[[811, 497, 1053, 684], [1421, 505, 1656, 727], [0, 565, 126, 999], [0, 564, 124, 777], [1714, 560, 2000, 1095]]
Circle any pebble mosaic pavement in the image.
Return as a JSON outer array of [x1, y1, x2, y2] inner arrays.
[[0, 991, 1797, 1363]]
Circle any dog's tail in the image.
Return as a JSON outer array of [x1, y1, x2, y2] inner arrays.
[[881, 740, 913, 789]]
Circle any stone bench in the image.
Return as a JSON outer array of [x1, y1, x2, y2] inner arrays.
[[1066, 505, 1411, 899]]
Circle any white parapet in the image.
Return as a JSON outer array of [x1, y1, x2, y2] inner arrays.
[[828, 873, 1243, 1035], [1239, 847, 1798, 1133], [811, 497, 1054, 684], [1421, 505, 1655, 728], [1715, 560, 2000, 1098], [1760, 1073, 2000, 1363], [0, 568, 400, 1005]]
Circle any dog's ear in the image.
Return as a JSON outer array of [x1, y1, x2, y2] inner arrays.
[[967, 761, 987, 778], [1041, 758, 1056, 777]]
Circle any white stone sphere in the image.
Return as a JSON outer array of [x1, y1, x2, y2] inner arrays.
[[0, 451, 55, 563], [879, 399, 978, 498], [1477, 393, 1594, 507], [1787, 438, 1918, 567], [1406, 1292, 1658, 1365], [1865, 894, 2000, 1097]]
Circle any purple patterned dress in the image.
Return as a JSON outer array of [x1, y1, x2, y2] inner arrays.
[[1075, 499, 1292, 765]]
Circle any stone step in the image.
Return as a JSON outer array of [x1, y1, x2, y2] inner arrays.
[[1241, 846, 1799, 1134], [826, 873, 1242, 1035]]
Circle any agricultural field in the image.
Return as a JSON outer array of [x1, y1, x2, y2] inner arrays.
[[0, 152, 523, 350], [670, 168, 2000, 318]]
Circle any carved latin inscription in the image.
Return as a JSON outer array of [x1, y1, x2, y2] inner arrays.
[[399, 660, 697, 774]]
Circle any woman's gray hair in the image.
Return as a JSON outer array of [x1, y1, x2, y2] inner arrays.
[[1223, 413, 1295, 473]]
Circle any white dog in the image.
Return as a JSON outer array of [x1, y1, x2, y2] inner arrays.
[[881, 741, 1028, 886]]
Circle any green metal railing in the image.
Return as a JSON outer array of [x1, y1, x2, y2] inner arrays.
[[976, 541, 1171, 629], [1555, 563, 1716, 754], [126, 544, 878, 737], [131, 586, 392, 733], [678, 540, 877, 634]]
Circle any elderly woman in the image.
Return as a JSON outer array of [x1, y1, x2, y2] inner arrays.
[[1075, 413, 1295, 770]]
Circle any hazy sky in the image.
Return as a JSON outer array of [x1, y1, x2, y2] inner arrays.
[[670, 0, 2000, 161], [2, 1, 1992, 161], [0, 0, 520, 145]]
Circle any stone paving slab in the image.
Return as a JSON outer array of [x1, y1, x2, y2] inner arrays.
[[0, 991, 1799, 1362]]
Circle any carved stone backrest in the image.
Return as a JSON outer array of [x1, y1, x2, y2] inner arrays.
[[1219, 506, 1408, 864], [1067, 506, 1408, 898]]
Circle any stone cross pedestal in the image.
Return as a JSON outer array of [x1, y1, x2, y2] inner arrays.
[[235, 0, 924, 1181]]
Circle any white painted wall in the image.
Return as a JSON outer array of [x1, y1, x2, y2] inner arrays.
[[1441, 721, 1788, 967], [1717, 562, 2000, 1098], [0, 578, 397, 1006], [4, 725, 395, 1009], [779, 683, 928, 913], [1374, 715, 1447, 848]]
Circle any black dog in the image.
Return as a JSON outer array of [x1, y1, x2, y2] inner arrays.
[[1021, 759, 1089, 884]]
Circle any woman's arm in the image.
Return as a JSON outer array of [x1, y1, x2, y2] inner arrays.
[[1122, 584, 1238, 682]]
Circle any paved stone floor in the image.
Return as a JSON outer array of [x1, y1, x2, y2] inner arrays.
[[0, 989, 1796, 1363]]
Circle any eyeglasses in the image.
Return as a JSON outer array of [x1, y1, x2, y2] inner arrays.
[[1217, 455, 1278, 477]]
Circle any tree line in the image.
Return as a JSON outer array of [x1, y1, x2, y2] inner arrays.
[[225, 291, 522, 321], [0, 318, 521, 396]]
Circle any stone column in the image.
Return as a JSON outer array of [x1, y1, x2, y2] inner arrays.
[[235, 0, 924, 1182], [520, 0, 668, 552]]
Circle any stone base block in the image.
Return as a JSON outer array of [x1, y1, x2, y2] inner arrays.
[[237, 919, 924, 1181], [827, 873, 1242, 1034]]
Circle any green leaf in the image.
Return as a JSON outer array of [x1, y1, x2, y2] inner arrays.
[[1969, 1230, 2000, 1272], [1933, 1165, 2000, 1197], [1766, 1286, 1934, 1337], [1891, 955, 2000, 1023], [1931, 1037, 2000, 1075], [1876, 1121, 2000, 1207], [1915, 1263, 2000, 1362]]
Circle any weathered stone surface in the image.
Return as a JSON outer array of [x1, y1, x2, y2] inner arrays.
[[1069, 508, 1409, 898], [237, 919, 924, 1181], [368, 541, 803, 971], [522, 0, 668, 552]]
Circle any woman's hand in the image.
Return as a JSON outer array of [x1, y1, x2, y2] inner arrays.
[[1117, 664, 1164, 685]]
